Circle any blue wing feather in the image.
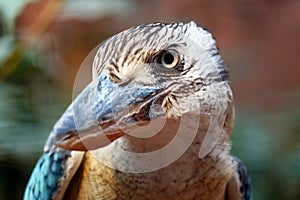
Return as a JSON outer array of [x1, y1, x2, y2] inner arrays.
[[24, 149, 70, 200], [234, 157, 252, 200], [225, 156, 252, 200]]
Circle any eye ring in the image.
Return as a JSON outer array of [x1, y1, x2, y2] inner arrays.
[[158, 49, 180, 69]]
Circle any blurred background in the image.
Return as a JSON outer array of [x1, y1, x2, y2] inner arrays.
[[0, 0, 299, 199]]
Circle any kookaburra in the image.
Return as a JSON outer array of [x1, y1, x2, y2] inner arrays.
[[24, 21, 252, 200]]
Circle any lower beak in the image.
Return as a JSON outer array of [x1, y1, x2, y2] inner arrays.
[[48, 72, 170, 151]]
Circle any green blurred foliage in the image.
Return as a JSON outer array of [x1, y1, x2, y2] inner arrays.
[[0, 39, 71, 200], [232, 108, 300, 200]]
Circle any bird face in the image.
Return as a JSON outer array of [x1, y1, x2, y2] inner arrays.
[[46, 22, 232, 156]]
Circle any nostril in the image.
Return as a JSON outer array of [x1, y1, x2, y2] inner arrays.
[[100, 113, 113, 121]]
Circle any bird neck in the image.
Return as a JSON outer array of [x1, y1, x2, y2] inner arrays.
[[90, 112, 234, 173], [114, 111, 233, 157]]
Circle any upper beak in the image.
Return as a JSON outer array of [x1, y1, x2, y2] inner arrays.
[[49, 72, 172, 151]]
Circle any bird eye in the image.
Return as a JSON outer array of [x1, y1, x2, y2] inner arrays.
[[158, 50, 180, 69]]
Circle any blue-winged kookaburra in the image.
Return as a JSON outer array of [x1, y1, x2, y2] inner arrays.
[[24, 21, 252, 200]]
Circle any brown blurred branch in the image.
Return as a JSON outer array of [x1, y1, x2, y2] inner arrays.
[[0, 0, 66, 81]]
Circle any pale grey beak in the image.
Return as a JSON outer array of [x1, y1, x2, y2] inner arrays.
[[46, 72, 172, 151]]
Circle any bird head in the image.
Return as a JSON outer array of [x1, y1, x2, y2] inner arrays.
[[45, 22, 233, 158]]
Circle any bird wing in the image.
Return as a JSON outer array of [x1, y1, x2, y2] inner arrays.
[[225, 157, 252, 200], [24, 149, 84, 200]]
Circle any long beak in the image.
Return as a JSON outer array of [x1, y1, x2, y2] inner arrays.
[[47, 72, 172, 151]]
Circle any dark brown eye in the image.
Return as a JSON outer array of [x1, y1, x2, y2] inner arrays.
[[158, 50, 180, 69]]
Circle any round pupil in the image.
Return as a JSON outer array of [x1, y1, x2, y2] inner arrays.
[[163, 52, 174, 65]]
